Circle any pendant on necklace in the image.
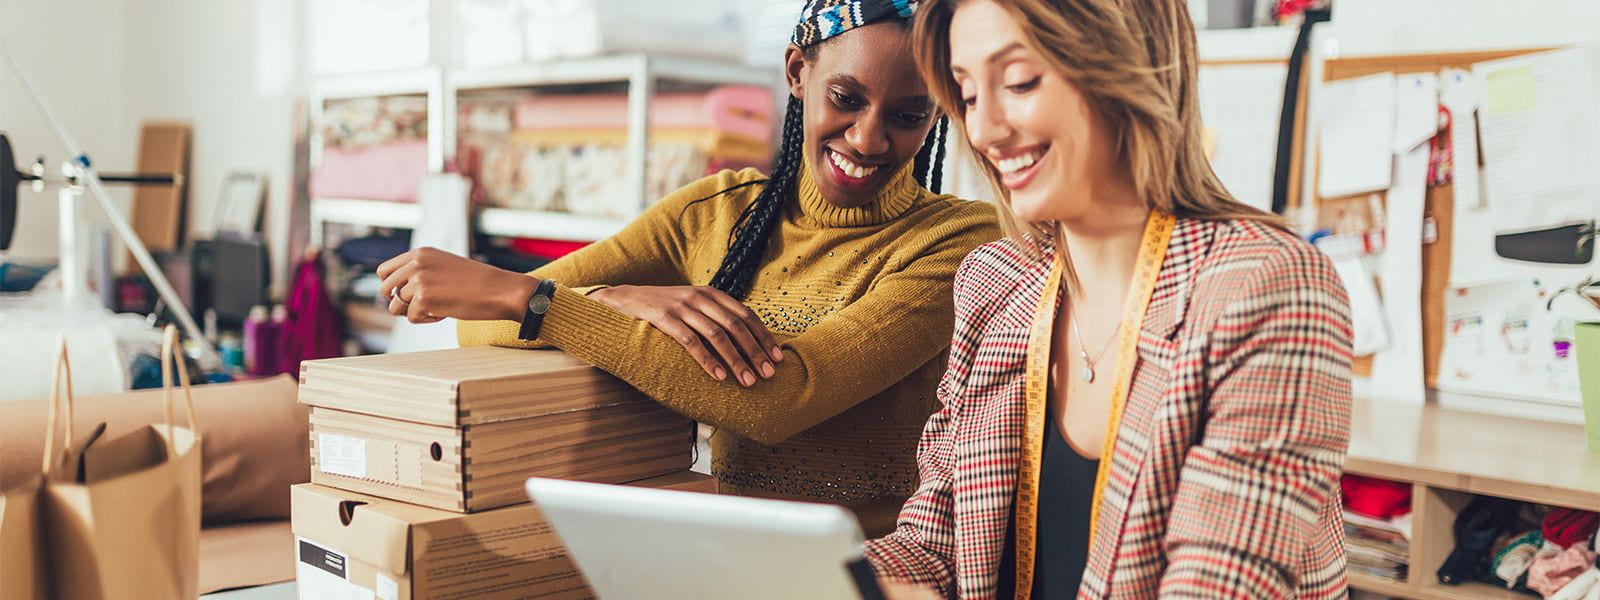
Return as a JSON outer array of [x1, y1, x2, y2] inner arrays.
[[1081, 365, 1095, 383]]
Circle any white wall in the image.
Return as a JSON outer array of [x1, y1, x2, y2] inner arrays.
[[0, 0, 305, 298], [121, 0, 306, 297], [0, 0, 134, 262], [1328, 0, 1600, 56]]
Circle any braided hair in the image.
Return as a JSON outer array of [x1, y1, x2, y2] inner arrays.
[[704, 104, 949, 300]]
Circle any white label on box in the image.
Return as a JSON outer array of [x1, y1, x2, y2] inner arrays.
[[296, 536, 350, 598], [318, 433, 367, 479], [296, 536, 380, 600], [376, 572, 399, 600]]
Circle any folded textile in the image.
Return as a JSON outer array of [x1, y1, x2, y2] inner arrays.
[[514, 87, 775, 143], [1531, 544, 1600, 598], [1342, 474, 1413, 520], [1439, 496, 1529, 584], [1552, 568, 1599, 600], [310, 141, 429, 202], [1546, 509, 1600, 550], [1496, 531, 1546, 587]]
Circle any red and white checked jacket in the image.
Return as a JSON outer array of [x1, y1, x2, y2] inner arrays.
[[866, 217, 1353, 599]]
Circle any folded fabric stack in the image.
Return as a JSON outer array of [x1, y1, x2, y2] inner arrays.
[[1346, 510, 1413, 581], [456, 85, 774, 220], [1342, 475, 1414, 581], [1435, 494, 1600, 599], [310, 96, 430, 202]]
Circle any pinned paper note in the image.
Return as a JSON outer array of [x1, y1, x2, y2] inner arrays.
[[1198, 63, 1289, 211], [1393, 73, 1439, 153], [1485, 65, 1535, 113], [1365, 145, 1430, 404], [1330, 255, 1390, 356], [1318, 72, 1396, 199], [1454, 47, 1600, 287], [1437, 280, 1592, 406]]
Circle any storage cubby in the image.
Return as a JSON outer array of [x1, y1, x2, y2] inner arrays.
[[1345, 398, 1600, 599]]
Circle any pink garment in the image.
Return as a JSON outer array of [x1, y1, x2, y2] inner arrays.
[[309, 140, 428, 201], [280, 255, 343, 374], [1530, 543, 1600, 598], [513, 86, 774, 143]]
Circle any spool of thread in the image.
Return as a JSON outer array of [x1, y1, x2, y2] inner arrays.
[[219, 333, 245, 374]]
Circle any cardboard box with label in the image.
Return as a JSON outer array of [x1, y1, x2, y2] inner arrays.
[[291, 472, 714, 600], [300, 347, 695, 512]]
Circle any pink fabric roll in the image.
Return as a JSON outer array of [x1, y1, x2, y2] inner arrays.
[[310, 140, 428, 201], [513, 86, 774, 143]]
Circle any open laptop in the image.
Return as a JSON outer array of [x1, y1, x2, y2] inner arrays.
[[525, 478, 886, 600]]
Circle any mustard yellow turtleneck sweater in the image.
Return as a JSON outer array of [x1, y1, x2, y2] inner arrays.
[[458, 160, 999, 535]]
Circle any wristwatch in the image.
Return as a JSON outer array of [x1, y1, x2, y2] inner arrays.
[[517, 278, 557, 341]]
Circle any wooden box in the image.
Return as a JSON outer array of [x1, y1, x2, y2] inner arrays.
[[300, 347, 694, 512], [291, 473, 713, 600]]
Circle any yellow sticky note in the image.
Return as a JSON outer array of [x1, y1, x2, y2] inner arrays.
[[1485, 65, 1535, 113]]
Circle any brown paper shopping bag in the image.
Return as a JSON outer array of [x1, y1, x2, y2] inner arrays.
[[0, 336, 72, 600], [41, 325, 204, 599]]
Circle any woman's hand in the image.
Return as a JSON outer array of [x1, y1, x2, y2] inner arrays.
[[589, 285, 783, 387], [376, 248, 536, 324]]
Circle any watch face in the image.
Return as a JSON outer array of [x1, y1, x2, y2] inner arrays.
[[529, 295, 551, 314]]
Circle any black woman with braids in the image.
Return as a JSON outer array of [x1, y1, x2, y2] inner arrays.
[[376, 0, 998, 535]]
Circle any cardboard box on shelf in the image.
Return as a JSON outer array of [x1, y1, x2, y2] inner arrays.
[[290, 472, 713, 600], [300, 347, 695, 512]]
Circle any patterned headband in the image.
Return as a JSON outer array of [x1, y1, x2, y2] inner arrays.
[[791, 0, 921, 48]]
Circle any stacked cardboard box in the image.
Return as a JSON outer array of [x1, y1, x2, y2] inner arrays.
[[292, 347, 706, 599]]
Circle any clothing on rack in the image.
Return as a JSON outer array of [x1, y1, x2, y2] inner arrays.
[[280, 253, 343, 374]]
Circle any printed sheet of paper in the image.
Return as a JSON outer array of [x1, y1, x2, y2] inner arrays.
[[1436, 280, 1595, 406], [1331, 255, 1391, 357], [1452, 47, 1600, 287], [1318, 72, 1396, 199], [1198, 63, 1289, 211], [1392, 73, 1438, 153], [1365, 145, 1430, 404]]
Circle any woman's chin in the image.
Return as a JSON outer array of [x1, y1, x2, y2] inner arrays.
[[1007, 194, 1061, 224]]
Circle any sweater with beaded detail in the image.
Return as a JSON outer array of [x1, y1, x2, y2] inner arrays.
[[457, 160, 999, 535]]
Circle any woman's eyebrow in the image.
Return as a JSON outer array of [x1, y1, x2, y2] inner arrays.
[[826, 74, 869, 93], [952, 41, 1028, 76]]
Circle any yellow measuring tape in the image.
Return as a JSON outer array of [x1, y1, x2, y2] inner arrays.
[[1014, 211, 1175, 599]]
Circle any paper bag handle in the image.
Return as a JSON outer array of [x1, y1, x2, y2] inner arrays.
[[41, 336, 75, 476], [159, 324, 199, 459]]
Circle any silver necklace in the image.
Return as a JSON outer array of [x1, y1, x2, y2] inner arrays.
[[1069, 302, 1121, 383]]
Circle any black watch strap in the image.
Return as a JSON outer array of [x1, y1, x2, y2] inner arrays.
[[517, 278, 558, 341]]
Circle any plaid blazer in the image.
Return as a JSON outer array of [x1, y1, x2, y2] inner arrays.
[[865, 218, 1353, 599]]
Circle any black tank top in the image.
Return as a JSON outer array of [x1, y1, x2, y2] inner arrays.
[[996, 409, 1099, 599]]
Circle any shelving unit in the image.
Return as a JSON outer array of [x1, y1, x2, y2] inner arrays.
[[1344, 397, 1600, 599], [306, 53, 779, 249]]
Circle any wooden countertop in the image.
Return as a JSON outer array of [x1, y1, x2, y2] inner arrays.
[[1346, 397, 1600, 511]]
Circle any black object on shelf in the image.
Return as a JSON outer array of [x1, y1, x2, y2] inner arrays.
[[191, 234, 269, 326]]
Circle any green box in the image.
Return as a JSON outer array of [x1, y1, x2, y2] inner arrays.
[[1577, 321, 1600, 453]]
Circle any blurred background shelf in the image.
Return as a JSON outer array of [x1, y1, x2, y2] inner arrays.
[[309, 197, 629, 245]]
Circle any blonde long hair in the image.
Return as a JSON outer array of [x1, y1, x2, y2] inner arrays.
[[913, 0, 1284, 275]]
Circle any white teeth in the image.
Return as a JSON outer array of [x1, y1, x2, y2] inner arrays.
[[829, 150, 879, 179], [997, 152, 1041, 175]]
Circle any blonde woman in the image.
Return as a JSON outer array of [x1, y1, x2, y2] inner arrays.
[[867, 0, 1353, 597]]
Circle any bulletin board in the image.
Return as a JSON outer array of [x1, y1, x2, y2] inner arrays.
[[1315, 48, 1551, 384], [1198, 55, 1307, 213]]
